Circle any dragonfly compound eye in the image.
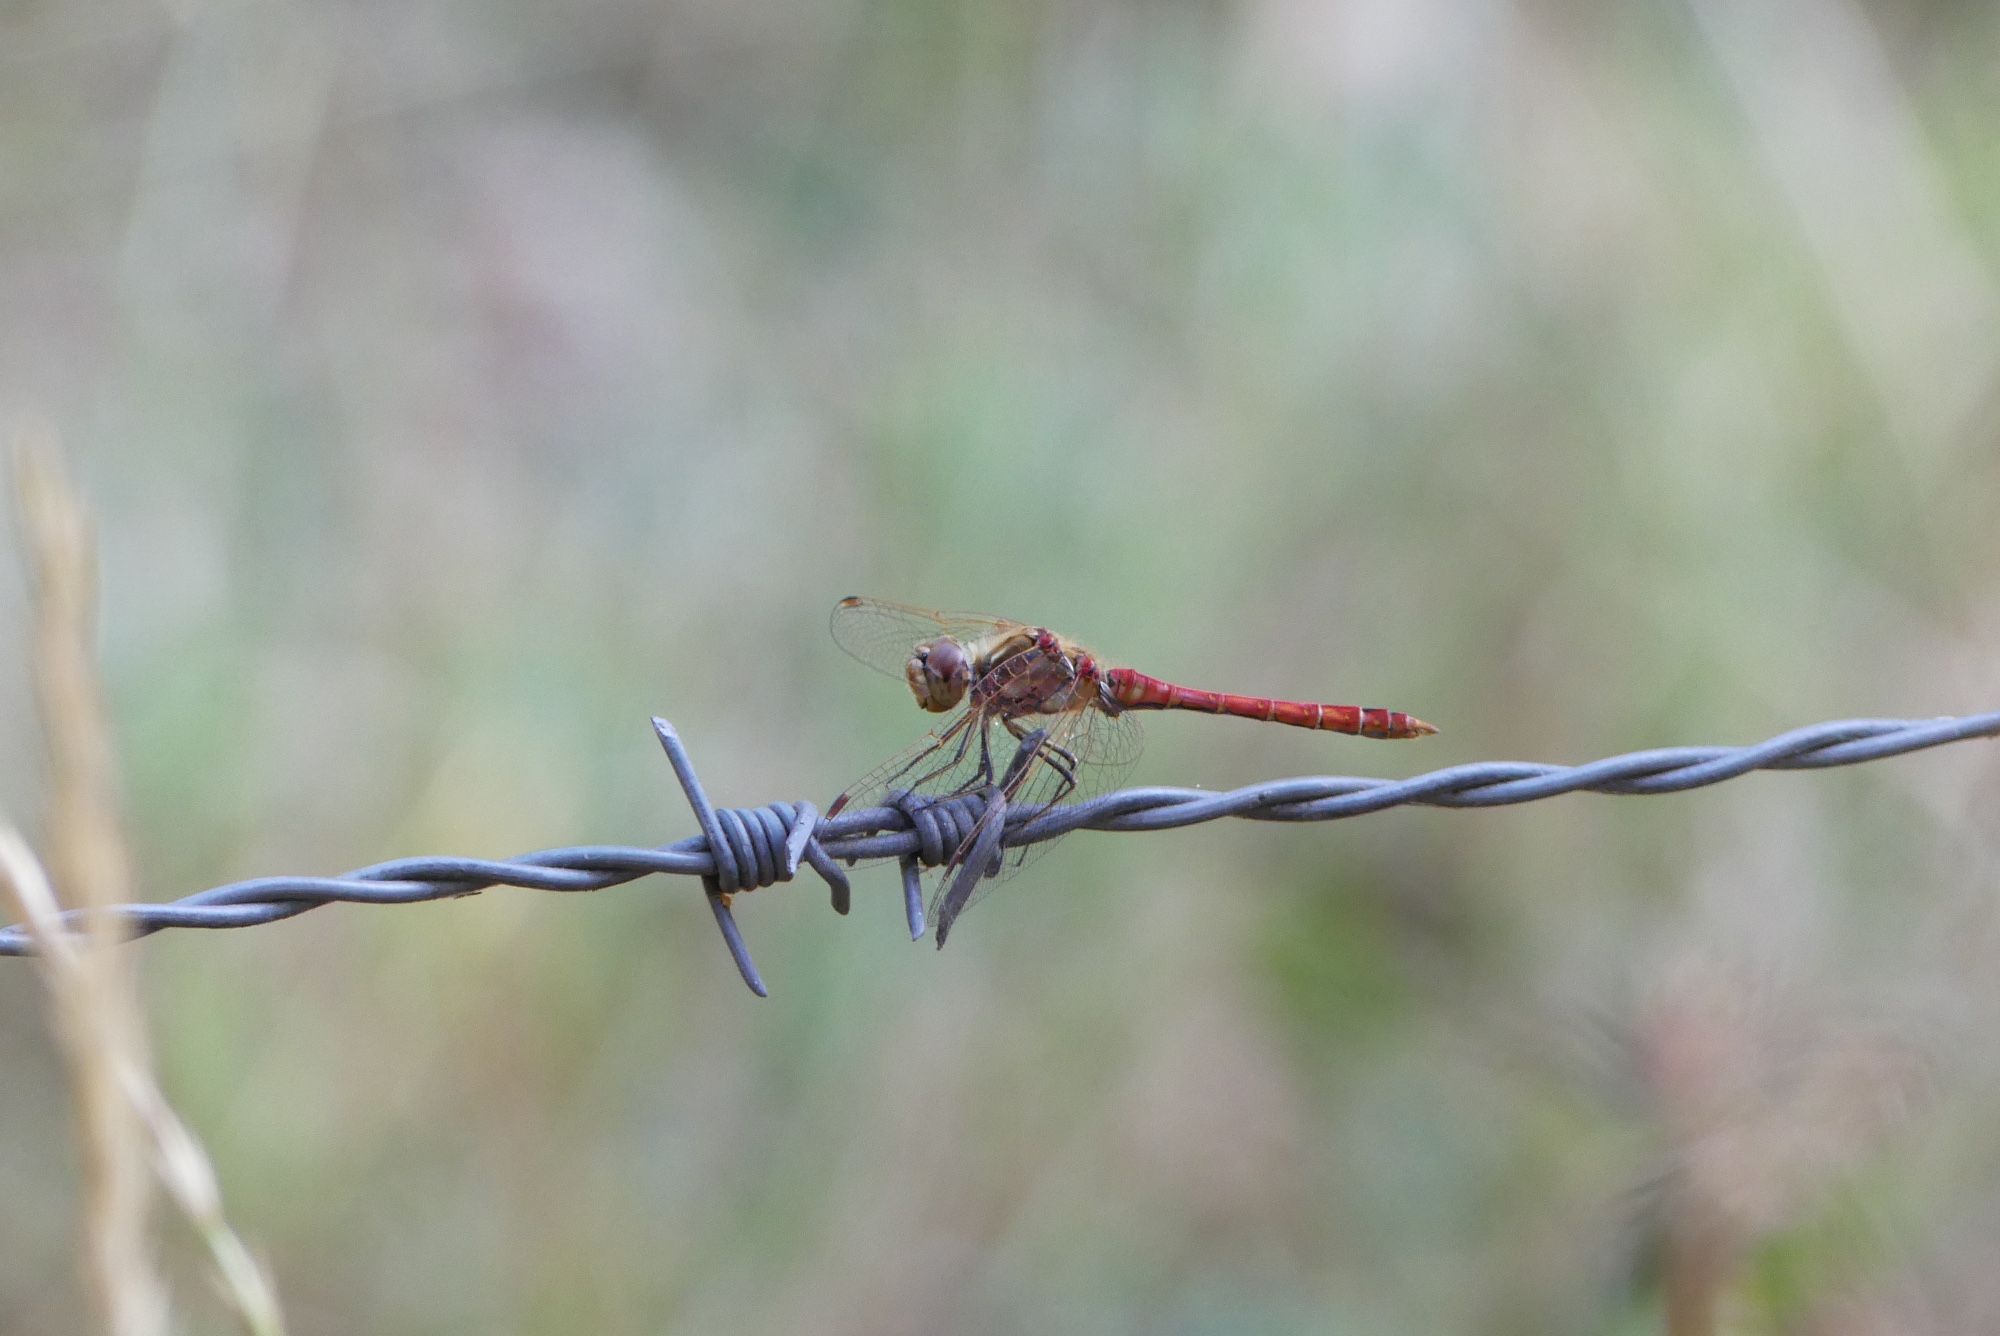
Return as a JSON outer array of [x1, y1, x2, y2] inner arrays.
[[906, 638, 971, 712]]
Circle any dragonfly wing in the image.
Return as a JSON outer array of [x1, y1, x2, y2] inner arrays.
[[1065, 694, 1146, 769], [928, 704, 1142, 942], [830, 597, 1025, 680], [833, 622, 1145, 944], [831, 638, 1088, 818], [1001, 703, 1142, 814], [829, 707, 1008, 817]]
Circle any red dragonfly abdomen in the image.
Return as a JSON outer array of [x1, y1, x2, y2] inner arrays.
[[1103, 668, 1435, 739]]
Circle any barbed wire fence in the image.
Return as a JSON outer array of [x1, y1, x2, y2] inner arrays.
[[3, 711, 1996, 996]]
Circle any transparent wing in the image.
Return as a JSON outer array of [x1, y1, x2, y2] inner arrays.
[[1062, 691, 1147, 769], [930, 702, 1143, 934], [831, 654, 1143, 823], [1001, 702, 1143, 817], [830, 624, 1149, 943], [828, 705, 1013, 817], [829, 596, 1026, 680]]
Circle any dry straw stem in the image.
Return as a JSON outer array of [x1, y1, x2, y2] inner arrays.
[[8, 434, 284, 1336]]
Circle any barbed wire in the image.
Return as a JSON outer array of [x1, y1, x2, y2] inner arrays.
[[3, 711, 1995, 995]]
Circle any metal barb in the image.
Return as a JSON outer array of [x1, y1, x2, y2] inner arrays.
[[923, 731, 1047, 949], [0, 710, 1993, 992], [898, 858, 926, 941], [933, 784, 1005, 950], [652, 719, 767, 997], [650, 718, 854, 995]]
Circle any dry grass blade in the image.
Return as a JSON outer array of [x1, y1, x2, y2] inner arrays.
[[9, 432, 285, 1336], [13, 429, 169, 1336]]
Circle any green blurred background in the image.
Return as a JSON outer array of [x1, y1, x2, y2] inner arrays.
[[2, 1, 1998, 1331]]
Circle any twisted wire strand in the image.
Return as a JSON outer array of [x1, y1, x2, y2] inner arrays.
[[2, 711, 1994, 994]]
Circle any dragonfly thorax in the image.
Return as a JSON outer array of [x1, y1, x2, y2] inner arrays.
[[904, 637, 973, 712]]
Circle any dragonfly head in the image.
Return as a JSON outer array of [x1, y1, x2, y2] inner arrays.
[[906, 637, 972, 712]]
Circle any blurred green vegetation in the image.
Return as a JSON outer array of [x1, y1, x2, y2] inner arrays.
[[2, 1, 1998, 1331]]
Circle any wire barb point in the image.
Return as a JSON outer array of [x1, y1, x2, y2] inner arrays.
[[1, 710, 1993, 987], [899, 859, 926, 940]]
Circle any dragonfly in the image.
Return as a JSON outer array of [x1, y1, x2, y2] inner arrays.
[[827, 597, 1437, 946]]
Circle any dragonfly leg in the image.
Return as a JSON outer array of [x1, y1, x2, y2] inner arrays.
[[908, 713, 986, 796], [996, 725, 1049, 792], [944, 727, 1048, 883], [934, 726, 1052, 948], [1002, 716, 1080, 803], [973, 715, 1000, 789], [877, 712, 979, 802], [832, 711, 975, 815], [1040, 758, 1078, 806]]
